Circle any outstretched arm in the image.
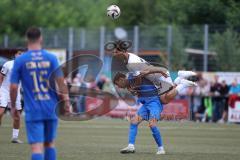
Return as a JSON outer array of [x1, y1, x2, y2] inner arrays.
[[139, 69, 168, 78]]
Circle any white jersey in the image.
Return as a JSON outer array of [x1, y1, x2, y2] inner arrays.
[[1, 60, 15, 90], [126, 53, 148, 72], [0, 60, 22, 109], [126, 52, 173, 95]]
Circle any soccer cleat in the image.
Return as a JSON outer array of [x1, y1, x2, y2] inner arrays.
[[156, 149, 166, 155], [174, 77, 182, 85], [11, 138, 23, 144], [178, 70, 196, 79], [179, 78, 197, 87], [120, 146, 135, 154]]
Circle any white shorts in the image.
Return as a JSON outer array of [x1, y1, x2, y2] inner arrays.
[[0, 89, 22, 110]]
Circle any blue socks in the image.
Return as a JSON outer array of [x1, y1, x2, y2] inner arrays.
[[150, 126, 163, 147], [44, 147, 56, 160], [31, 148, 56, 160], [31, 153, 43, 160], [128, 123, 138, 145]]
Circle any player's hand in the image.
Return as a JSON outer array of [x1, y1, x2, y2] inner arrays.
[[63, 100, 72, 116]]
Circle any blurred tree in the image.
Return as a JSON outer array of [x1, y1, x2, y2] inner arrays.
[[1, 0, 240, 36], [212, 29, 240, 71], [171, 26, 188, 70]]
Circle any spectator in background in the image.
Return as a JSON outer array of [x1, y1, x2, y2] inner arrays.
[[70, 73, 87, 113], [102, 77, 115, 94], [191, 73, 211, 122], [97, 75, 107, 90], [229, 79, 240, 95], [218, 80, 229, 123], [210, 76, 224, 122]]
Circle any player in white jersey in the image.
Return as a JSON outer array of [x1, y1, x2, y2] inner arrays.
[[108, 40, 197, 104], [0, 51, 23, 143]]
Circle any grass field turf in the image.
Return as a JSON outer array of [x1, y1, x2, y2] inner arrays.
[[0, 116, 240, 160]]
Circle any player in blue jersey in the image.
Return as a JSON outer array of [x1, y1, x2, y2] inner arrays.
[[10, 27, 71, 160], [113, 70, 169, 155]]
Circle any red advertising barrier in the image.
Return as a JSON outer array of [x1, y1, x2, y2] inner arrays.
[[85, 97, 189, 120]]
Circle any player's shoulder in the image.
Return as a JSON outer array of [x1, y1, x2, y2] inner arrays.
[[41, 50, 58, 60], [3, 60, 14, 66], [127, 52, 146, 63]]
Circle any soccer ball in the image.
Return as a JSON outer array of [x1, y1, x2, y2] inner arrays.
[[107, 5, 121, 19]]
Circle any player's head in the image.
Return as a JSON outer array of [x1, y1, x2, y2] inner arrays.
[[13, 48, 26, 59], [15, 50, 23, 57], [113, 40, 132, 54], [113, 72, 128, 88], [26, 27, 42, 44]]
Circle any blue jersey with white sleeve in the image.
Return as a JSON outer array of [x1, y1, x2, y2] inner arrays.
[[11, 50, 63, 121]]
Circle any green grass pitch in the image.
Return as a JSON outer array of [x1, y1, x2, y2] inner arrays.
[[0, 116, 240, 160]]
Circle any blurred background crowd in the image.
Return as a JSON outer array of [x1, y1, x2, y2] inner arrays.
[[66, 72, 240, 124]]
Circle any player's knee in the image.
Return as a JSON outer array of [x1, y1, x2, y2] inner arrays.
[[148, 119, 157, 128], [31, 143, 44, 153], [0, 108, 5, 116], [131, 116, 142, 124], [44, 142, 55, 148]]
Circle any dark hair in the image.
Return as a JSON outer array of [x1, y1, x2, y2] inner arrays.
[[26, 27, 41, 42], [113, 72, 126, 84]]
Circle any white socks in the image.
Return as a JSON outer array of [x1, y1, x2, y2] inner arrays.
[[158, 146, 164, 151], [12, 129, 19, 139], [128, 144, 135, 148]]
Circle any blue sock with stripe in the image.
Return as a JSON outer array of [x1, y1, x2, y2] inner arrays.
[[44, 147, 56, 160], [128, 123, 138, 145], [31, 153, 43, 160], [150, 126, 163, 147]]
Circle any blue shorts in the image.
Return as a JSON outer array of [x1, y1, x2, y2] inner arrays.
[[25, 119, 58, 144], [137, 97, 163, 121]]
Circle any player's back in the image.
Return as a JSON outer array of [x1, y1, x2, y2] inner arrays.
[[128, 72, 159, 100], [11, 50, 63, 121]]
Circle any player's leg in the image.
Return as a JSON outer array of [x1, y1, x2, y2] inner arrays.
[[160, 77, 197, 104], [44, 119, 58, 160], [0, 95, 8, 125], [149, 119, 165, 154], [26, 120, 44, 160], [160, 86, 178, 104], [0, 107, 6, 125], [31, 143, 44, 160], [120, 108, 145, 154], [147, 99, 166, 154], [10, 101, 23, 143]]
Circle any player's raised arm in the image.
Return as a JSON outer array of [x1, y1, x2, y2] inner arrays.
[[139, 67, 168, 78]]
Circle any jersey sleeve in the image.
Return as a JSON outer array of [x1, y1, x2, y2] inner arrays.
[[10, 59, 21, 84], [1, 62, 9, 76], [51, 55, 63, 78]]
